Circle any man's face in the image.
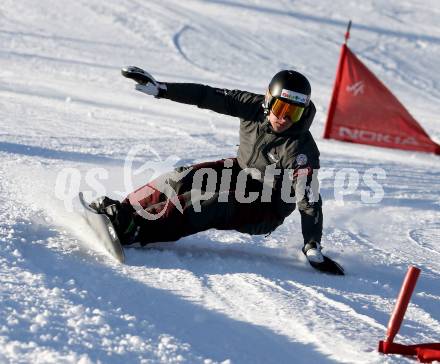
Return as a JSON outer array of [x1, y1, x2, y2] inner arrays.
[[268, 111, 295, 133]]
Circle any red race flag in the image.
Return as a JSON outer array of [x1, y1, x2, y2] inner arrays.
[[324, 26, 440, 155]]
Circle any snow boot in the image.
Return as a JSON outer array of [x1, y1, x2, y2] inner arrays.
[[302, 241, 324, 263]]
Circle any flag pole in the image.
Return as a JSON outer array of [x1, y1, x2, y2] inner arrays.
[[323, 20, 352, 139], [344, 20, 352, 44]]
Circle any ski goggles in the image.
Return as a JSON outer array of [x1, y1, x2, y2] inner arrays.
[[270, 98, 305, 123]]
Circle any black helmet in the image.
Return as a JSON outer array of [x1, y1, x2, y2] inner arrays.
[[265, 70, 311, 110]]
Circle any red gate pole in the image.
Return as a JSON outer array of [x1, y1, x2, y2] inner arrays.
[[379, 266, 421, 353]]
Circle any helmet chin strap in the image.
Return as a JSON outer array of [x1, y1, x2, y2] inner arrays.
[[263, 93, 272, 117], [263, 103, 269, 116]]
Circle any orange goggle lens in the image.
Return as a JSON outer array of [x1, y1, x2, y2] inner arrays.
[[271, 98, 305, 122]]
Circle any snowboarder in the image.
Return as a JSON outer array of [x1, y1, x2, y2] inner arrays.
[[91, 67, 343, 274]]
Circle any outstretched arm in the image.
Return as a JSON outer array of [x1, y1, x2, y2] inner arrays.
[[162, 83, 262, 119], [121, 66, 263, 120]]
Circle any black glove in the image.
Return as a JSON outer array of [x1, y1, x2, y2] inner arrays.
[[121, 66, 167, 97]]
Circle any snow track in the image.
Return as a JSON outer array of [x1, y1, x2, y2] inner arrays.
[[1, 0, 440, 363]]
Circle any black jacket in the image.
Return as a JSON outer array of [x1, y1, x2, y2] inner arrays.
[[161, 83, 323, 245]]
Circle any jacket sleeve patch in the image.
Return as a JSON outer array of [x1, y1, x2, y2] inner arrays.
[[295, 154, 308, 166]]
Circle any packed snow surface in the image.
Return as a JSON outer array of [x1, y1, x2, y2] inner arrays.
[[1, 0, 439, 363]]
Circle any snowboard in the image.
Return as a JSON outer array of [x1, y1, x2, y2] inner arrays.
[[79, 192, 125, 263], [307, 256, 344, 275]]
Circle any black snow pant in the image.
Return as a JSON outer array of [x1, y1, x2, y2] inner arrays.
[[121, 158, 287, 245]]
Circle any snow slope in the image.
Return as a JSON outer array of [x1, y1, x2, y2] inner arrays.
[[1, 0, 440, 363]]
